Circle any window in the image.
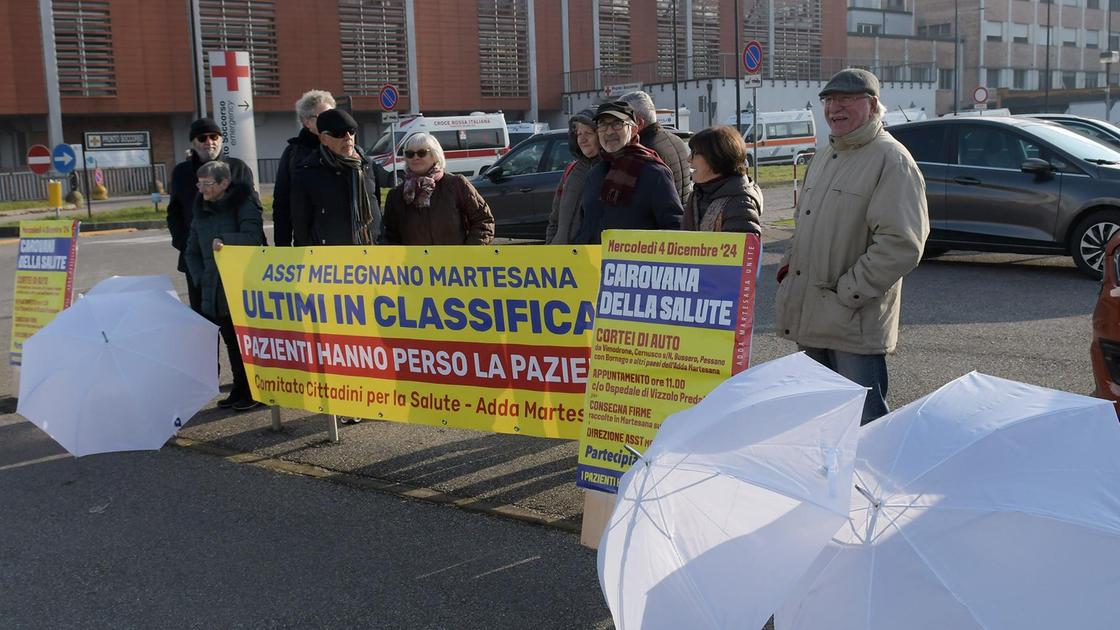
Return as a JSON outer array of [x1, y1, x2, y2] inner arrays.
[[767, 122, 812, 140], [857, 23, 882, 35], [957, 127, 1041, 170], [888, 126, 946, 163], [599, 0, 631, 73], [1039, 25, 1054, 45], [1088, 0, 1099, 7], [655, 0, 685, 80], [939, 68, 955, 90], [541, 140, 574, 173], [200, 0, 279, 97], [1063, 72, 1078, 89], [464, 129, 504, 150], [690, 0, 721, 79], [1011, 23, 1029, 44], [53, 0, 116, 97], [339, 0, 409, 98], [478, 0, 529, 97], [986, 68, 1002, 88], [428, 131, 461, 153], [745, 0, 822, 81], [1013, 69, 1028, 89], [1062, 27, 1078, 47], [1062, 0, 1079, 5], [1086, 72, 1101, 88], [913, 66, 933, 83], [1112, 34, 1120, 50], [918, 22, 952, 37], [500, 140, 545, 176], [984, 21, 1004, 42], [1087, 30, 1101, 49]]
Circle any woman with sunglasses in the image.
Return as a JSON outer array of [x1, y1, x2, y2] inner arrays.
[[291, 108, 382, 246], [381, 133, 495, 245], [183, 160, 265, 412]]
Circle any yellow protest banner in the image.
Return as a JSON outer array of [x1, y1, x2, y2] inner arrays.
[[576, 229, 762, 492], [216, 245, 600, 439], [10, 220, 80, 366]]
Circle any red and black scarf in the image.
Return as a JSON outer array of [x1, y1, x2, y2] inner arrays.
[[599, 136, 666, 207]]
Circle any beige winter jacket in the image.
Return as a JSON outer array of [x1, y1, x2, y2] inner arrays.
[[775, 114, 929, 354]]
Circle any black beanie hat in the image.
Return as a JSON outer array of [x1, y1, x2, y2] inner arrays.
[[189, 118, 221, 140]]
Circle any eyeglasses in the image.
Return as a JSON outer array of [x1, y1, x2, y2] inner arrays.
[[196, 133, 221, 142], [597, 120, 631, 132], [322, 129, 355, 138], [821, 94, 871, 107], [196, 179, 219, 188], [404, 149, 430, 159]]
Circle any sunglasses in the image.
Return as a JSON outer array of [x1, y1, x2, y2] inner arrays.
[[322, 129, 356, 138], [196, 133, 221, 142], [404, 149, 430, 159]]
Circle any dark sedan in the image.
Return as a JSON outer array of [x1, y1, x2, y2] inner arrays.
[[471, 130, 572, 240], [887, 117, 1120, 278]]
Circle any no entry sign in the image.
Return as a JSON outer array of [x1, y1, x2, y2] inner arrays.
[[27, 145, 51, 176]]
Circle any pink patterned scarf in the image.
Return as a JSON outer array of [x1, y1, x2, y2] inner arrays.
[[402, 164, 444, 208]]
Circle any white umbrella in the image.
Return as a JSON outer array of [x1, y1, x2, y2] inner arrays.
[[597, 352, 868, 630], [777, 372, 1120, 630], [84, 274, 180, 301], [17, 290, 219, 457]]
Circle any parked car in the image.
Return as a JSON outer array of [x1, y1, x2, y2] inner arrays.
[[886, 117, 1120, 278], [1021, 114, 1120, 152], [473, 128, 693, 240], [1091, 232, 1120, 415]]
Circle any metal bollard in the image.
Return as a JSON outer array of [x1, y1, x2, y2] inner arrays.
[[270, 405, 281, 432], [48, 180, 63, 219], [328, 414, 340, 443]]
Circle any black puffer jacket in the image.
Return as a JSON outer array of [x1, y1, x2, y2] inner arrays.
[[683, 175, 763, 234], [639, 123, 692, 203], [183, 182, 265, 318], [290, 148, 382, 246], [167, 153, 255, 271], [272, 128, 320, 247]]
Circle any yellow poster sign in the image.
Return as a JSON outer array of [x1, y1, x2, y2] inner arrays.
[[576, 229, 762, 492], [10, 220, 80, 366], [216, 245, 601, 439]]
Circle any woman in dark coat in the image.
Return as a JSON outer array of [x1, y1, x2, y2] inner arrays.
[[382, 132, 495, 245], [184, 160, 265, 412], [683, 125, 763, 234], [546, 109, 600, 244]]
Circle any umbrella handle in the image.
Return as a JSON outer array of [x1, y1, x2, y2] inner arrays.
[[622, 444, 648, 467]]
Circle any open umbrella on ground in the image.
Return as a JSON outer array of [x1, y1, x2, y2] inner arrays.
[[17, 286, 219, 457], [597, 352, 868, 630], [777, 372, 1120, 630], [84, 274, 180, 301]]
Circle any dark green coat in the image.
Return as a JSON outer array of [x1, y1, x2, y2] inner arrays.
[[184, 182, 265, 318]]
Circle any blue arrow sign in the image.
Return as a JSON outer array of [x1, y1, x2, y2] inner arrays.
[[52, 143, 77, 174], [743, 41, 763, 74], [379, 84, 399, 111]]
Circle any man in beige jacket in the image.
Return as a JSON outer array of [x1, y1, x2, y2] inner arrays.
[[775, 68, 929, 424]]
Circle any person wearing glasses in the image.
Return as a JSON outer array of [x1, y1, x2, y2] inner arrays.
[[775, 68, 929, 425], [272, 89, 336, 247], [168, 117, 256, 314], [381, 132, 495, 245], [546, 108, 600, 244], [573, 101, 682, 244], [183, 160, 265, 412], [291, 108, 382, 247]]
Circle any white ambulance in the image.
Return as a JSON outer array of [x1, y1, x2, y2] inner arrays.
[[724, 108, 817, 166], [368, 112, 510, 178]]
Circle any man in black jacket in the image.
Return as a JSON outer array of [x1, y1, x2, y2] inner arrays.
[[272, 89, 335, 246], [620, 90, 692, 204], [167, 117, 256, 313], [291, 108, 382, 247]]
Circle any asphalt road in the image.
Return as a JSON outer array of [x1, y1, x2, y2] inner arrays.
[[0, 186, 1099, 628]]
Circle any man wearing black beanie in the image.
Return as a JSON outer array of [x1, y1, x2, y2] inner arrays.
[[167, 117, 257, 313]]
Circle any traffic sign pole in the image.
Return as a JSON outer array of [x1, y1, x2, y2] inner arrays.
[[380, 84, 401, 189], [742, 40, 764, 185], [82, 144, 92, 219]]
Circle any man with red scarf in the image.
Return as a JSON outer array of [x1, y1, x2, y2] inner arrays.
[[574, 101, 683, 244]]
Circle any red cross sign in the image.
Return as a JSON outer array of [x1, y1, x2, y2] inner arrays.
[[212, 51, 250, 91]]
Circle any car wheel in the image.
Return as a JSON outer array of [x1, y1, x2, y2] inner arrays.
[[1072, 211, 1120, 279], [795, 153, 811, 165]]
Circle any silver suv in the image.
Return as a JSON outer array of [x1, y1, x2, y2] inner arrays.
[[887, 117, 1120, 278]]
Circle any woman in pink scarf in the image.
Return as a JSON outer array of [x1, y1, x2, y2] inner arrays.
[[381, 132, 495, 245]]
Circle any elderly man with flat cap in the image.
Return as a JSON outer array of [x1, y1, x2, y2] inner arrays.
[[168, 117, 257, 313], [290, 108, 382, 247], [775, 68, 929, 425], [573, 101, 682, 244]]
